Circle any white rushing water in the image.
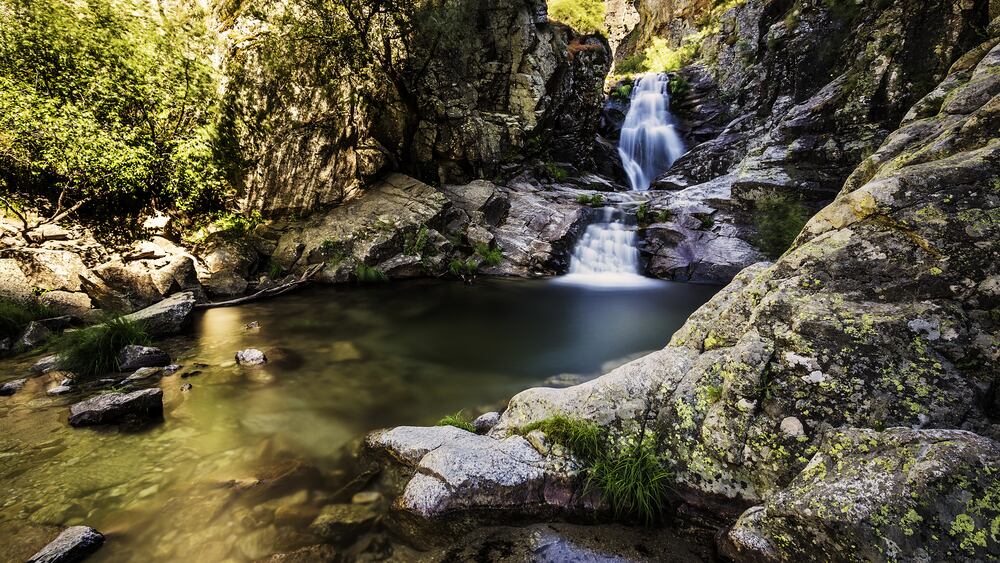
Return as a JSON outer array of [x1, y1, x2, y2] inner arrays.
[[618, 73, 685, 192], [557, 207, 659, 288]]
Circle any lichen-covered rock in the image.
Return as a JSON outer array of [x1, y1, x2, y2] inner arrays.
[[123, 291, 195, 337], [68, 389, 163, 427], [117, 345, 170, 372], [26, 526, 104, 563], [720, 428, 1000, 562]]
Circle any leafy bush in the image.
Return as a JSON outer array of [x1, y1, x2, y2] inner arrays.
[[547, 0, 606, 34], [643, 37, 699, 73], [669, 76, 690, 100], [616, 53, 649, 75], [753, 191, 809, 259], [576, 194, 606, 207], [56, 316, 149, 378], [473, 243, 503, 267], [437, 411, 475, 432], [354, 264, 388, 283], [0, 298, 55, 340]]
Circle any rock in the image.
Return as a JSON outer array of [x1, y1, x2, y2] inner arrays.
[[26, 526, 104, 563], [117, 345, 171, 371], [196, 234, 257, 297], [124, 367, 162, 382], [123, 291, 195, 337], [0, 378, 27, 396], [472, 412, 501, 434], [236, 348, 267, 366], [257, 545, 338, 562], [0, 258, 34, 303], [8, 249, 89, 293], [18, 321, 53, 350], [350, 491, 381, 505], [32, 355, 61, 375], [163, 364, 181, 374], [308, 503, 378, 543], [441, 180, 510, 227], [778, 417, 805, 438], [92, 254, 200, 309], [47, 385, 73, 396], [720, 428, 1000, 562], [329, 341, 362, 362], [68, 389, 163, 427], [32, 224, 71, 241], [180, 383, 192, 392]]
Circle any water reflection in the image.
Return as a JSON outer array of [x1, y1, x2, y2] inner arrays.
[[0, 278, 718, 561]]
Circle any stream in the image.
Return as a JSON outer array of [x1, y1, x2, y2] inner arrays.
[[0, 277, 718, 561]]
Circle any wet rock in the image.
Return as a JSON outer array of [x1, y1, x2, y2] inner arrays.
[[27, 525, 104, 563], [124, 291, 195, 337], [196, 233, 258, 297], [32, 355, 61, 375], [330, 341, 362, 362], [18, 322, 53, 350], [257, 544, 337, 562], [68, 389, 163, 427], [117, 345, 171, 371], [180, 383, 193, 392], [473, 412, 500, 434], [308, 503, 378, 543], [0, 378, 27, 396], [236, 349, 267, 366], [351, 491, 381, 505], [163, 364, 181, 374], [47, 385, 73, 396], [124, 367, 162, 383]]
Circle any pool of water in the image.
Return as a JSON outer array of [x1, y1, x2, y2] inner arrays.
[[0, 277, 718, 561]]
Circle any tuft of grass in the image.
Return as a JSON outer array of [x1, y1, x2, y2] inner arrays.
[[56, 316, 149, 378], [448, 257, 478, 278], [473, 243, 503, 267], [404, 225, 430, 256], [611, 83, 633, 101], [697, 214, 715, 230], [576, 193, 605, 207], [437, 411, 476, 432], [0, 297, 55, 341], [267, 262, 283, 279], [753, 191, 809, 259], [635, 202, 650, 225], [520, 415, 604, 462], [654, 209, 674, 223], [354, 264, 388, 283], [586, 437, 673, 524], [547, 0, 606, 34], [547, 163, 569, 182]]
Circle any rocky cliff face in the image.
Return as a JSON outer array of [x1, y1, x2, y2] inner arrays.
[[368, 19, 1000, 561], [220, 0, 610, 217]]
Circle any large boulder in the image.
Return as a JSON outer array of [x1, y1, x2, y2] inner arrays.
[[720, 428, 1000, 562], [68, 389, 163, 427], [124, 291, 195, 337], [26, 526, 104, 563]]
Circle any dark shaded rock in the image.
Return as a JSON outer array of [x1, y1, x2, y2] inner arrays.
[[0, 378, 27, 396], [27, 525, 104, 563], [124, 291, 195, 337], [31, 355, 60, 375], [68, 389, 163, 427], [236, 348, 267, 366], [473, 412, 500, 434], [255, 544, 337, 563], [308, 503, 379, 543], [117, 345, 171, 371]]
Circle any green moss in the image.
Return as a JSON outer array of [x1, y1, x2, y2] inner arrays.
[[354, 264, 387, 283], [436, 411, 475, 432], [753, 191, 810, 259], [519, 415, 604, 462], [404, 225, 430, 256], [547, 0, 605, 34]]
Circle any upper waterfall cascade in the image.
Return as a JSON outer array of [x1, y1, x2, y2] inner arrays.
[[618, 73, 685, 192]]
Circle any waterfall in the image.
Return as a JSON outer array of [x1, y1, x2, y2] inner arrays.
[[557, 207, 658, 288], [618, 73, 685, 192]]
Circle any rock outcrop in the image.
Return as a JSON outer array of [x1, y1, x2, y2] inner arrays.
[[26, 526, 104, 563]]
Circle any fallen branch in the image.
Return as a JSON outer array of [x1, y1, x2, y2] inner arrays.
[[195, 263, 326, 310]]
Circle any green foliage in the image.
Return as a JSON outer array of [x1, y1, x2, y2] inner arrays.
[[669, 76, 689, 100], [0, 0, 230, 236], [473, 243, 503, 267], [321, 239, 350, 265], [616, 53, 648, 75], [547, 0, 606, 34], [586, 437, 673, 524], [520, 415, 604, 462], [437, 411, 475, 432], [354, 264, 388, 283], [576, 193, 606, 207], [56, 316, 149, 378], [611, 83, 633, 101], [213, 211, 263, 241], [0, 297, 55, 340], [404, 225, 430, 256], [267, 262, 283, 279], [654, 209, 674, 223], [753, 191, 809, 259], [698, 214, 715, 230], [547, 163, 570, 182], [642, 36, 700, 73], [635, 202, 650, 225], [448, 257, 478, 277]]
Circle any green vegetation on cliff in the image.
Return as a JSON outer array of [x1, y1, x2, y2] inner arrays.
[[547, 0, 605, 35]]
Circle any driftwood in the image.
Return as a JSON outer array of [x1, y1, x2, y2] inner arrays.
[[194, 263, 326, 310]]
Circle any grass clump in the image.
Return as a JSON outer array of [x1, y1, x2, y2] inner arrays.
[[635, 202, 650, 224], [611, 83, 633, 101], [404, 225, 430, 256], [437, 411, 476, 432], [56, 316, 149, 378], [547, 163, 570, 182], [473, 243, 503, 267], [518, 414, 673, 524], [753, 191, 809, 259], [654, 209, 674, 223], [354, 264, 388, 283], [0, 297, 55, 340], [448, 257, 479, 279], [697, 214, 715, 230], [576, 193, 605, 207]]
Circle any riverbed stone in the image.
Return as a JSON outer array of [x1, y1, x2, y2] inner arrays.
[[31, 355, 61, 375], [473, 411, 501, 434], [308, 503, 379, 542], [68, 388, 163, 427], [117, 345, 171, 371], [123, 291, 195, 337], [236, 348, 267, 366], [47, 385, 73, 396], [27, 525, 104, 563], [124, 367, 162, 382], [0, 378, 27, 396]]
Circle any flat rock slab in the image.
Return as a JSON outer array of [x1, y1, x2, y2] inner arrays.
[[117, 345, 170, 371], [27, 525, 104, 563], [124, 291, 194, 337], [68, 389, 163, 427]]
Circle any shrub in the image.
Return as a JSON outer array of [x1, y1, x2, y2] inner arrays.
[[473, 243, 503, 267], [448, 257, 478, 277], [635, 202, 650, 225], [354, 264, 388, 283], [753, 191, 809, 259], [616, 53, 649, 75], [547, 0, 606, 34], [547, 163, 570, 182], [56, 316, 149, 378], [404, 225, 430, 256], [612, 83, 633, 101], [0, 298, 55, 341], [669, 76, 689, 100], [643, 36, 698, 73], [437, 411, 475, 432], [576, 194, 605, 207], [697, 214, 715, 230]]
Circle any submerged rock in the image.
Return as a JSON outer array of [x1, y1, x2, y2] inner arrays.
[[117, 345, 171, 371], [236, 349, 267, 366], [68, 389, 163, 427], [308, 503, 379, 543], [0, 378, 27, 396], [27, 525, 104, 563], [124, 291, 195, 337], [124, 367, 162, 383]]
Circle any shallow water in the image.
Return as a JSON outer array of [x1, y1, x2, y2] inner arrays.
[[0, 277, 718, 561]]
